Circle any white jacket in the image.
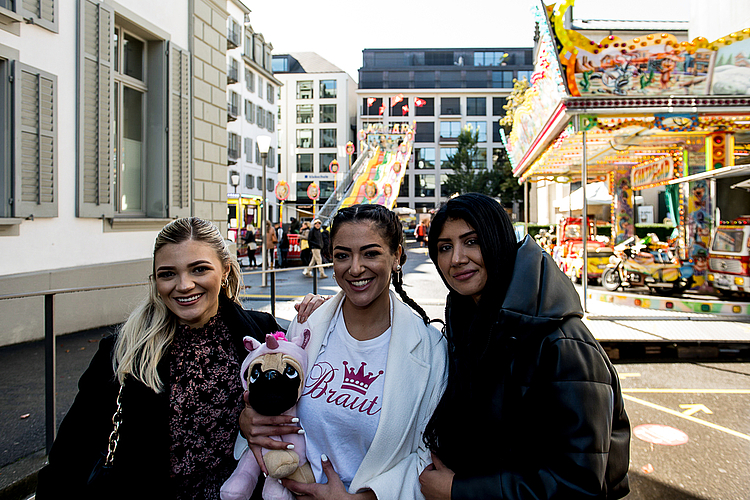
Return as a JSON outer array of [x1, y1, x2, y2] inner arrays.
[[293, 290, 448, 499]]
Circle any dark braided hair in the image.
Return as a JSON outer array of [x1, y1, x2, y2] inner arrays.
[[329, 204, 431, 325]]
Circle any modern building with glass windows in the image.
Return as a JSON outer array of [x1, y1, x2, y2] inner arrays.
[[357, 47, 533, 213], [226, 0, 281, 240], [272, 52, 357, 222]]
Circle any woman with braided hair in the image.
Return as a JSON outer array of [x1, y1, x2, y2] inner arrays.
[[239, 204, 447, 499]]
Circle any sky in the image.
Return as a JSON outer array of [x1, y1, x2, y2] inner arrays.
[[247, 0, 690, 81]]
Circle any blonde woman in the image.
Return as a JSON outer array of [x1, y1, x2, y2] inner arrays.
[[37, 218, 304, 499]]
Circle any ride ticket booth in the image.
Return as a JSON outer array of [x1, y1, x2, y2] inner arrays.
[[504, 1, 750, 296]]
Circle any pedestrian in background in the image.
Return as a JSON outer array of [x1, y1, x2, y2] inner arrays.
[[36, 217, 282, 499], [276, 222, 289, 268], [243, 224, 257, 268], [302, 219, 327, 279], [419, 193, 630, 500], [265, 220, 277, 270], [299, 221, 311, 266], [239, 204, 447, 499], [416, 218, 429, 248]]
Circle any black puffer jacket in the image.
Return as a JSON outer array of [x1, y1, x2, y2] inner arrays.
[[446, 237, 630, 500]]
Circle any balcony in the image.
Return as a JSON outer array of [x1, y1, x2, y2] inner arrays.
[[227, 64, 239, 85], [227, 20, 240, 49], [227, 102, 239, 122]]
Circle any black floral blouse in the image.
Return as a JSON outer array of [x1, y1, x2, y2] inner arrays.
[[166, 309, 244, 500]]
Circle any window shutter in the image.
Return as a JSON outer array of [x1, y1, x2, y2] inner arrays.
[[169, 42, 191, 218], [12, 62, 58, 218], [20, 0, 58, 33], [77, 0, 113, 218]]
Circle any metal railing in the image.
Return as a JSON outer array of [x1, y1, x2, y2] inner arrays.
[[316, 142, 373, 223], [0, 264, 332, 455]]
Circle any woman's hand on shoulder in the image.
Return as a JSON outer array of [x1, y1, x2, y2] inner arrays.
[[419, 453, 454, 500], [239, 392, 303, 475], [295, 293, 331, 323], [282, 454, 376, 500]]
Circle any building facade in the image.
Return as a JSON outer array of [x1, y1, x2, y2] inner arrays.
[[272, 52, 357, 222], [0, 0, 230, 346], [357, 47, 534, 213], [225, 0, 280, 240]]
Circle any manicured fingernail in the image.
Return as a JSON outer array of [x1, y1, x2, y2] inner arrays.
[[263, 472, 267, 478], [297, 429, 305, 434], [287, 444, 295, 450], [291, 417, 300, 423], [321, 453, 328, 462]]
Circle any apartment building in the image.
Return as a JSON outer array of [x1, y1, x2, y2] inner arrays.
[[272, 52, 357, 222], [357, 47, 533, 213], [225, 0, 280, 240], [0, 0, 230, 345]]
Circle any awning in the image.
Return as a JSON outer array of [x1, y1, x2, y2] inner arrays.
[[554, 181, 643, 211], [667, 164, 750, 185]]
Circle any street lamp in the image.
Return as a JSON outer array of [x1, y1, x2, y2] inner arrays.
[[257, 135, 272, 287], [229, 170, 240, 194]]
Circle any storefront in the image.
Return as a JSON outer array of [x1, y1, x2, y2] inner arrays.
[[505, 1, 750, 293], [227, 194, 260, 243]]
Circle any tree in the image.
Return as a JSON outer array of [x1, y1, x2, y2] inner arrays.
[[443, 128, 524, 216]]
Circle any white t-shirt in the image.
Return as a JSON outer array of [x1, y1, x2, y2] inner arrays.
[[297, 301, 391, 489]]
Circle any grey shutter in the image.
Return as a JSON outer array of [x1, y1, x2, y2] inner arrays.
[[12, 62, 58, 218], [20, 0, 58, 33], [169, 42, 191, 218], [77, 0, 113, 218]]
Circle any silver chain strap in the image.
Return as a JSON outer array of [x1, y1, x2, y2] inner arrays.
[[104, 385, 124, 467]]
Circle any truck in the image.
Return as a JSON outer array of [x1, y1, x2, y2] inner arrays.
[[555, 217, 614, 284], [707, 216, 750, 296]]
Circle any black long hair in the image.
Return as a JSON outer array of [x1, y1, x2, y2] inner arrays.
[[329, 204, 431, 324], [423, 193, 519, 459]]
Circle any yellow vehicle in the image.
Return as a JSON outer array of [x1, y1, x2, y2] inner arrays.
[[556, 217, 613, 284]]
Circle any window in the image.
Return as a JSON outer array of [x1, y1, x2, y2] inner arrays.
[[390, 96, 409, 116], [245, 69, 255, 92], [267, 83, 274, 104], [297, 129, 313, 148], [320, 129, 337, 148], [320, 79, 337, 98], [440, 173, 451, 198], [78, 3, 190, 219], [266, 111, 274, 132], [440, 122, 461, 140], [257, 176, 262, 189], [441, 98, 460, 115], [228, 132, 240, 161], [363, 97, 383, 116], [414, 71, 436, 89], [1, 0, 58, 33], [414, 97, 434, 116], [227, 17, 240, 49], [320, 153, 337, 172], [517, 70, 533, 82], [415, 174, 435, 197], [0, 51, 58, 219], [473, 148, 487, 168], [258, 77, 263, 99], [467, 121, 487, 142], [297, 80, 313, 99], [227, 58, 239, 84], [493, 97, 507, 116], [425, 51, 453, 66], [439, 72, 461, 88], [245, 174, 254, 189], [257, 106, 265, 128], [244, 137, 253, 162], [297, 104, 313, 123], [267, 178, 274, 192], [414, 122, 434, 143], [440, 148, 457, 168], [467, 97, 486, 116], [228, 90, 239, 119], [319, 181, 335, 199], [398, 175, 409, 197], [415, 148, 435, 169], [474, 51, 508, 66], [492, 71, 514, 88], [272, 56, 288, 72], [320, 104, 336, 123], [388, 72, 409, 88], [245, 100, 254, 123]]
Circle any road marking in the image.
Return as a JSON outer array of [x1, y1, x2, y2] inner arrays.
[[679, 404, 713, 416], [622, 389, 750, 394], [618, 373, 641, 379], [623, 394, 750, 442]]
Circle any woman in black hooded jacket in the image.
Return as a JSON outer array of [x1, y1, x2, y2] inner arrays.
[[418, 193, 630, 500]]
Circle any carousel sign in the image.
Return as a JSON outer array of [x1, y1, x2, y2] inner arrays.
[[631, 156, 674, 190]]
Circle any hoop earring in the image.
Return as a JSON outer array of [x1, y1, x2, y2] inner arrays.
[[396, 265, 402, 271], [222, 277, 229, 288]]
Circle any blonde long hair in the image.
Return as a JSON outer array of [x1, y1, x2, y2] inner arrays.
[[113, 217, 243, 392]]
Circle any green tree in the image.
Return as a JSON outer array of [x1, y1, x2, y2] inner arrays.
[[443, 127, 524, 214]]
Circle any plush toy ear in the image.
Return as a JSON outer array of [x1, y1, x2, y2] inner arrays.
[[243, 336, 262, 352], [293, 329, 311, 350]]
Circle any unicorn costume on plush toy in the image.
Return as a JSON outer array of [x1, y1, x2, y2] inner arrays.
[[220, 328, 315, 500]]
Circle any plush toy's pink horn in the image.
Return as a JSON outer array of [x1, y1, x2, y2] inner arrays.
[[265, 334, 279, 350]]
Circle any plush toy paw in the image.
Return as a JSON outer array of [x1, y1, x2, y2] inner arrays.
[[264, 449, 300, 479]]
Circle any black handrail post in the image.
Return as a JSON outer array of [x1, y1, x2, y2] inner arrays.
[[44, 293, 56, 454], [312, 271, 318, 295], [270, 271, 276, 317]]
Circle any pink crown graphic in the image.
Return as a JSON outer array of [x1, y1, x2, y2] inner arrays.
[[341, 361, 383, 395]]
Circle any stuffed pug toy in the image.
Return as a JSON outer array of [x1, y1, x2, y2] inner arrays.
[[220, 330, 315, 500]]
